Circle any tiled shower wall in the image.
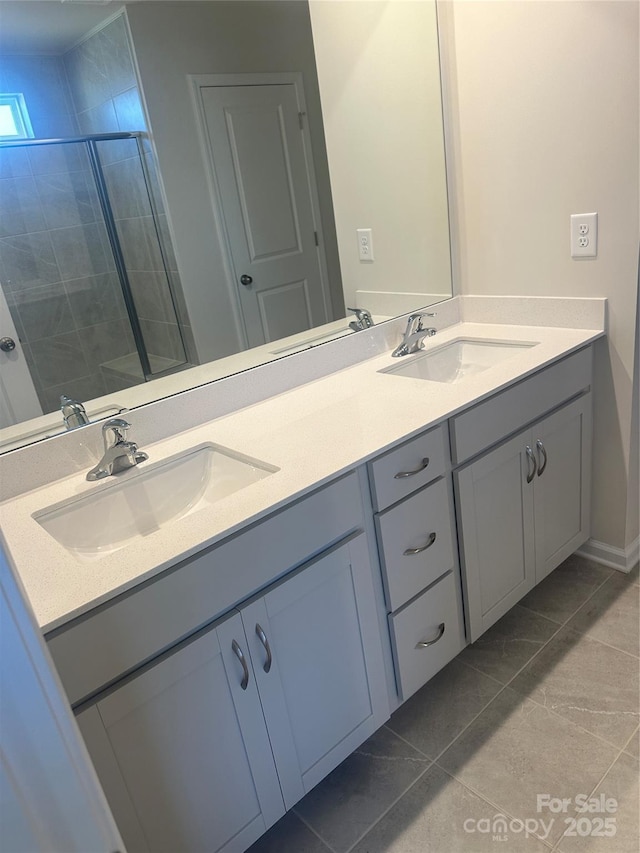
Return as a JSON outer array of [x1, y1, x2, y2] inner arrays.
[[0, 54, 137, 414], [63, 14, 197, 369]]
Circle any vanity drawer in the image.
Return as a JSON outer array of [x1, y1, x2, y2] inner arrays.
[[376, 477, 455, 613], [47, 472, 364, 707], [450, 346, 592, 465], [368, 424, 448, 512], [388, 571, 465, 702]]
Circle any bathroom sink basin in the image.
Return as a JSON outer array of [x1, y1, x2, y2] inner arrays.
[[34, 444, 278, 558], [379, 337, 538, 384]]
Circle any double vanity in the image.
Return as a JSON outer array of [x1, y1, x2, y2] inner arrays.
[[0, 296, 605, 853]]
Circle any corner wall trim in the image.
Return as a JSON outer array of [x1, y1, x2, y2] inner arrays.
[[576, 537, 640, 573]]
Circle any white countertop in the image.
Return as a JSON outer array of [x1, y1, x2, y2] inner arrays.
[[0, 316, 604, 633]]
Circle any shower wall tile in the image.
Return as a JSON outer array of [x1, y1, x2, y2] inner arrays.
[[117, 216, 164, 271], [113, 87, 146, 132], [50, 223, 115, 280], [28, 143, 89, 177], [128, 270, 175, 323], [100, 15, 136, 97], [0, 232, 61, 291], [35, 171, 99, 230], [103, 157, 151, 220], [0, 177, 47, 238], [139, 318, 186, 363], [30, 331, 90, 386], [77, 318, 135, 374], [0, 147, 31, 179], [65, 273, 127, 329], [8, 282, 75, 342], [0, 55, 78, 139], [39, 373, 107, 416]]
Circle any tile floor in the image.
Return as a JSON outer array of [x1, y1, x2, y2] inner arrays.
[[249, 555, 639, 853]]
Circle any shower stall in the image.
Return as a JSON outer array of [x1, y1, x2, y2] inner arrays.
[[0, 132, 190, 419]]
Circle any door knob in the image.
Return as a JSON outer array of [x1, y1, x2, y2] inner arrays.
[[0, 336, 16, 352], [240, 274, 253, 286]]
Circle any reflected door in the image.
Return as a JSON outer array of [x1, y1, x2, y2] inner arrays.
[[199, 79, 330, 347], [0, 287, 42, 427]]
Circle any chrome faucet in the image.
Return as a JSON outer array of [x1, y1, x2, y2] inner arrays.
[[391, 312, 437, 357], [347, 306, 374, 332], [60, 395, 89, 430], [86, 418, 148, 481]]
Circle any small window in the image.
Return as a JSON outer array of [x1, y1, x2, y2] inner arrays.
[[0, 94, 34, 141]]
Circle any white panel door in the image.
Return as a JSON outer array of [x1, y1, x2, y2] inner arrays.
[[79, 613, 284, 853], [533, 394, 592, 582], [199, 80, 330, 347], [455, 429, 536, 642], [240, 534, 389, 808], [0, 286, 42, 427]]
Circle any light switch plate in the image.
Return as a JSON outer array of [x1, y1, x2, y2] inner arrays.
[[571, 212, 598, 259]]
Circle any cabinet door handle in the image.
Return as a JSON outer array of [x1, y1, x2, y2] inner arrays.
[[394, 457, 430, 479], [415, 622, 445, 648], [255, 623, 272, 673], [535, 439, 548, 476], [403, 531, 437, 555], [525, 445, 537, 484], [231, 639, 249, 690]]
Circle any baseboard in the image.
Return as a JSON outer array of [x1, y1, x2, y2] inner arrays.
[[576, 537, 640, 573]]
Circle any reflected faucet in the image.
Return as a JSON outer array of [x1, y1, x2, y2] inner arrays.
[[347, 306, 374, 332], [60, 395, 89, 430], [391, 312, 437, 357], [86, 418, 148, 481]]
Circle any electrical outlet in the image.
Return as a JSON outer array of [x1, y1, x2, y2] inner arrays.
[[571, 213, 598, 259], [357, 228, 374, 262]]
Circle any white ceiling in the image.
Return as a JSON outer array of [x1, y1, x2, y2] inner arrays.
[[0, 1, 130, 55]]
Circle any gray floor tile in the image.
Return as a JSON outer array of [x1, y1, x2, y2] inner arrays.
[[387, 657, 503, 759], [510, 627, 639, 748], [623, 727, 639, 758], [293, 726, 430, 853], [556, 752, 639, 853], [460, 605, 558, 684], [247, 810, 332, 853], [519, 555, 612, 625], [564, 571, 640, 657], [351, 764, 551, 852], [438, 688, 618, 845]]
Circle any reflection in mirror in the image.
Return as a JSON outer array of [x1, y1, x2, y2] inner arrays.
[[0, 0, 453, 453]]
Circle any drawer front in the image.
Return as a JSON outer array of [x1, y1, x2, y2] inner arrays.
[[368, 424, 448, 512], [389, 571, 465, 702], [450, 346, 592, 465], [47, 472, 363, 706], [376, 477, 455, 613]]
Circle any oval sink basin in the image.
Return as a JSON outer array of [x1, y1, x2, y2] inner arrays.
[[34, 444, 278, 559], [380, 337, 538, 384]]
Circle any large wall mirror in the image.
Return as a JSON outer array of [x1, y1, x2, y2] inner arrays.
[[0, 0, 453, 453]]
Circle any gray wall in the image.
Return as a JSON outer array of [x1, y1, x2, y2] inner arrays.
[[126, 0, 343, 365]]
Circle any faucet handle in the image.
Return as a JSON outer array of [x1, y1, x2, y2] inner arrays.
[[102, 417, 130, 448]]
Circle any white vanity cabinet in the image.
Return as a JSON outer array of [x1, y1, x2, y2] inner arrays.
[[49, 474, 389, 853], [368, 426, 466, 702], [453, 350, 593, 642]]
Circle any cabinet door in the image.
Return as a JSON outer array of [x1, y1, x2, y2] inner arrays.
[[455, 430, 536, 642], [77, 613, 284, 853], [533, 394, 592, 583], [240, 534, 389, 807]]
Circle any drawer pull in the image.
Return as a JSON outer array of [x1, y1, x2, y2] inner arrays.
[[403, 532, 437, 555], [535, 439, 548, 476], [415, 622, 445, 648], [394, 457, 430, 479], [231, 639, 249, 690], [525, 445, 537, 484], [255, 623, 272, 673]]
